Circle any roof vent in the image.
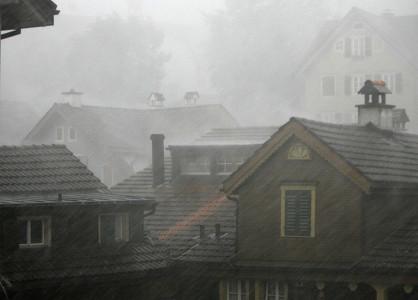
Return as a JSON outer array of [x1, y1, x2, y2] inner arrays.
[[184, 91, 199, 105], [148, 92, 165, 108], [62, 88, 83, 107]]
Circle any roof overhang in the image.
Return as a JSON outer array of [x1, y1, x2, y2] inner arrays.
[[0, 0, 59, 31]]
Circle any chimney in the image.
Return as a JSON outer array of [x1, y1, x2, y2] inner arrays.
[[148, 92, 165, 108], [357, 80, 395, 130], [184, 91, 199, 105], [62, 88, 83, 107], [150, 134, 165, 187], [199, 225, 206, 239], [215, 223, 221, 239]]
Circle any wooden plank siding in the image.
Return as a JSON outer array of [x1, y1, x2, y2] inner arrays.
[[236, 136, 364, 263]]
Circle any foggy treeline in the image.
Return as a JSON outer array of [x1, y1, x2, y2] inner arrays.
[[2, 0, 418, 125]]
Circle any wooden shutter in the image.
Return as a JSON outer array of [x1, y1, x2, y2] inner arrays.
[[284, 190, 311, 237], [344, 76, 352, 96], [344, 37, 352, 57], [395, 73, 403, 94], [365, 36, 372, 56]]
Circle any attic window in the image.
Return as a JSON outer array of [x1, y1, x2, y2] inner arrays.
[[68, 127, 77, 142], [98, 214, 129, 244], [55, 127, 64, 142], [180, 154, 210, 175], [216, 154, 244, 175]]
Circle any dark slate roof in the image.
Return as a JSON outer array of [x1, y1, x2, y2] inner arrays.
[[2, 244, 168, 282], [297, 118, 418, 185], [0, 145, 105, 193], [24, 103, 239, 153], [0, 101, 40, 145], [355, 218, 418, 273], [1, 0, 59, 30], [171, 126, 278, 147]]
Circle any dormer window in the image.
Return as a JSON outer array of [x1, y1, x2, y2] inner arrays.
[[180, 154, 210, 175], [56, 127, 64, 142], [216, 154, 244, 175], [18, 217, 51, 248], [98, 213, 129, 244]]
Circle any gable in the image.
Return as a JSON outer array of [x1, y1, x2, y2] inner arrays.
[[223, 118, 371, 195]]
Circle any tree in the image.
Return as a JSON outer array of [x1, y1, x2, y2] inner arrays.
[[66, 14, 169, 106]]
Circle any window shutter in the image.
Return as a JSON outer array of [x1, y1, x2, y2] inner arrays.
[[285, 190, 311, 236], [395, 73, 403, 94], [365, 36, 372, 56], [344, 37, 352, 57], [344, 76, 352, 96]]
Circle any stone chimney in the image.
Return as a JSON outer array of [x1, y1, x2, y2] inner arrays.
[[150, 134, 165, 187], [148, 92, 165, 108], [184, 91, 199, 105], [357, 80, 395, 130], [62, 88, 83, 107]]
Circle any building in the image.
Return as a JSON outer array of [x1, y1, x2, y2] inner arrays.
[[297, 7, 418, 131], [112, 81, 418, 300], [23, 102, 238, 187], [0, 144, 168, 300]]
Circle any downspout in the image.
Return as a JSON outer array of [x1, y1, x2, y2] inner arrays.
[[227, 194, 240, 257]]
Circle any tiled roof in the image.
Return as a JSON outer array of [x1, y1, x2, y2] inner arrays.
[[171, 126, 278, 146], [0, 145, 105, 193], [2, 244, 169, 282], [24, 103, 239, 153], [355, 219, 418, 273], [297, 118, 418, 185]]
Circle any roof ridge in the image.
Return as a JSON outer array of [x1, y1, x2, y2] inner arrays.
[[0, 144, 67, 150], [78, 103, 225, 113]]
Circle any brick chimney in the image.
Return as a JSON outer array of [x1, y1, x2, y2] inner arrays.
[[357, 80, 395, 130], [150, 134, 165, 187]]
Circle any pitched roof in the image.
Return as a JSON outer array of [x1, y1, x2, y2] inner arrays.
[[0, 145, 105, 193], [298, 7, 418, 73], [0, 101, 40, 145], [24, 103, 239, 152], [170, 126, 278, 147], [2, 244, 168, 282], [224, 118, 418, 194]]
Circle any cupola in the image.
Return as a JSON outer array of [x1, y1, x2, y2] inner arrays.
[[62, 88, 83, 107], [356, 80, 394, 130], [184, 91, 199, 105]]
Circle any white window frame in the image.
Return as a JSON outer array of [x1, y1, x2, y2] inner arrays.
[[18, 216, 51, 248], [265, 281, 288, 300], [98, 213, 130, 244], [320, 75, 336, 97], [351, 35, 366, 57], [227, 280, 250, 300], [352, 74, 365, 95], [55, 127, 64, 143], [68, 127, 77, 142], [381, 73, 396, 92]]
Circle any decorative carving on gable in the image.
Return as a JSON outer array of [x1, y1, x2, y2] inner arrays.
[[288, 143, 311, 160]]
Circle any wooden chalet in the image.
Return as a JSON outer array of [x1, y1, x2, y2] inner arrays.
[[0, 145, 168, 300]]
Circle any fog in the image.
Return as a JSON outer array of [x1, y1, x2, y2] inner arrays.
[[1, 0, 418, 144]]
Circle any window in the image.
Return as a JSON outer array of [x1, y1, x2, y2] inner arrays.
[[68, 127, 77, 141], [265, 281, 288, 300], [321, 76, 335, 96], [216, 154, 244, 175], [98, 214, 129, 244], [18, 217, 51, 248], [180, 155, 211, 175], [55, 127, 64, 142], [345, 36, 372, 57], [352, 74, 365, 94], [281, 186, 316, 237], [227, 280, 249, 300]]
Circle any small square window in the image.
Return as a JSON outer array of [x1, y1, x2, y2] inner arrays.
[[98, 214, 129, 244], [18, 217, 51, 248], [56, 127, 64, 142]]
